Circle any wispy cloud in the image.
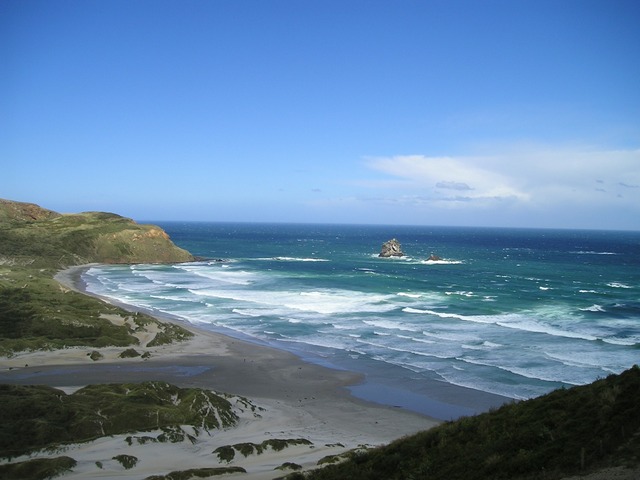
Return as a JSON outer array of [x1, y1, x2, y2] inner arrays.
[[436, 181, 473, 191], [362, 147, 640, 212], [364, 154, 530, 207]]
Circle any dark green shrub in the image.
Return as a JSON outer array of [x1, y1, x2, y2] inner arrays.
[[118, 348, 141, 358], [0, 456, 76, 480], [112, 454, 138, 469], [213, 445, 235, 462]]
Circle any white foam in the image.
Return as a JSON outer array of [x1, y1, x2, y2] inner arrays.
[[149, 294, 193, 302], [279, 334, 350, 351], [494, 316, 598, 341], [409, 336, 435, 345], [542, 350, 616, 372], [356, 338, 455, 360], [420, 259, 463, 265], [422, 331, 479, 343], [397, 292, 422, 298], [402, 307, 472, 321], [176, 264, 258, 285], [445, 291, 475, 297], [461, 340, 502, 351], [602, 337, 639, 346], [331, 323, 359, 331], [572, 250, 618, 255], [607, 282, 632, 289], [404, 306, 604, 343], [457, 357, 583, 386], [292, 290, 395, 314], [232, 308, 261, 317], [580, 304, 605, 312], [363, 319, 419, 332], [191, 287, 395, 315], [270, 257, 329, 262]]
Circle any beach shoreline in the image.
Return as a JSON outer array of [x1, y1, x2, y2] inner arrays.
[[1, 263, 511, 478], [54, 265, 510, 416], [1, 265, 444, 478]]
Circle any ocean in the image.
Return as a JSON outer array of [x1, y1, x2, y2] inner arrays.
[[82, 223, 640, 418]]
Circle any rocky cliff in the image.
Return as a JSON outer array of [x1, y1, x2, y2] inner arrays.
[[0, 199, 194, 267]]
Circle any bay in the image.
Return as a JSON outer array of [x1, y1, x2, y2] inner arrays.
[[82, 223, 640, 416]]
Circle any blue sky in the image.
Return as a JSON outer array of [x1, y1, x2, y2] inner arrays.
[[2, 0, 639, 230]]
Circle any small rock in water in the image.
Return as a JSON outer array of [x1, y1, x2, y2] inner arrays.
[[379, 239, 404, 257]]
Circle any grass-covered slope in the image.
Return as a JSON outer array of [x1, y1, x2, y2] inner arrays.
[[0, 198, 193, 268], [0, 198, 194, 354], [0, 381, 241, 459], [0, 269, 191, 354], [304, 366, 640, 480]]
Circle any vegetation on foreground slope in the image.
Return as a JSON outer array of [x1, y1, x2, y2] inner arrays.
[[302, 366, 640, 480], [0, 381, 242, 459], [0, 382, 264, 480], [0, 199, 194, 354]]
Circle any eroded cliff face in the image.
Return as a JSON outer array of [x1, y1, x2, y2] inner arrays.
[[0, 199, 194, 267], [92, 225, 194, 264]]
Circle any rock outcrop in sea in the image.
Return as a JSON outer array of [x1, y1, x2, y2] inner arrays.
[[379, 238, 404, 257]]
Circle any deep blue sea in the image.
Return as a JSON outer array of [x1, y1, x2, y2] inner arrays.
[[83, 223, 640, 416]]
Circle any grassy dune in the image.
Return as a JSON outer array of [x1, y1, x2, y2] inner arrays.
[[0, 381, 243, 459]]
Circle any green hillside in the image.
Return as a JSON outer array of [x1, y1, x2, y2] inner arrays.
[[0, 199, 194, 354], [0, 198, 193, 268]]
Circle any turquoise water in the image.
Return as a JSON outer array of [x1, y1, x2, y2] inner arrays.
[[83, 223, 640, 413]]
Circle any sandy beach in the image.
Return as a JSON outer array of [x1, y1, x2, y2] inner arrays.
[[0, 266, 440, 479]]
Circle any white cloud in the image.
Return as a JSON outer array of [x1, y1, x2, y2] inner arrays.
[[363, 147, 640, 212], [365, 154, 530, 206], [436, 181, 473, 191]]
